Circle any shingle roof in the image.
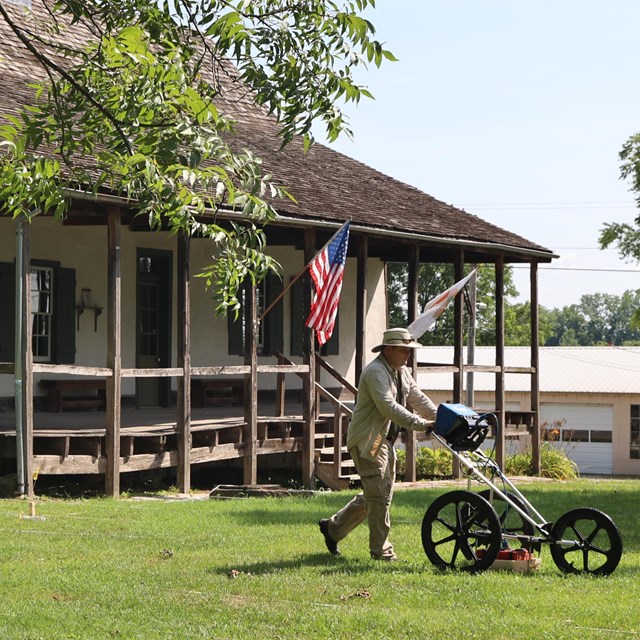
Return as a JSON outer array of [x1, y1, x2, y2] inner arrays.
[[0, 0, 555, 259], [418, 346, 640, 395]]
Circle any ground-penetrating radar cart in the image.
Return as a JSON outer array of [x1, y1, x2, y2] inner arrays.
[[421, 403, 623, 575]]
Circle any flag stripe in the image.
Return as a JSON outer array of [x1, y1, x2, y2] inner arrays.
[[305, 221, 350, 346], [307, 264, 344, 328], [308, 265, 343, 322]]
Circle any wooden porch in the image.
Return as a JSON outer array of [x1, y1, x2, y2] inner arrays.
[[3, 208, 552, 498], [0, 401, 351, 481]]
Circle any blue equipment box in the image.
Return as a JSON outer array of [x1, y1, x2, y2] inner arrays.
[[435, 403, 493, 451]]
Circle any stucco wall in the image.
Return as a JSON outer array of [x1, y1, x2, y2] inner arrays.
[[0, 216, 387, 398]]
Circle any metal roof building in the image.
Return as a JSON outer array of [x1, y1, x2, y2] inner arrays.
[[418, 346, 640, 394], [418, 346, 640, 476]]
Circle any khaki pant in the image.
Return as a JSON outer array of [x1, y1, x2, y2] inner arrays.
[[326, 441, 396, 558]]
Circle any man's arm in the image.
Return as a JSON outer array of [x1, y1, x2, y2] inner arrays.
[[405, 370, 438, 423], [368, 366, 434, 432]]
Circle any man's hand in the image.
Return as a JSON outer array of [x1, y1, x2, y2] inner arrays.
[[421, 419, 435, 434]]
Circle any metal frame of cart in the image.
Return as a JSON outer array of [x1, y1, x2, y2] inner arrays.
[[421, 404, 623, 575]]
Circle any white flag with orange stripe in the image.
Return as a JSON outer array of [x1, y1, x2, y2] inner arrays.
[[407, 270, 476, 339]]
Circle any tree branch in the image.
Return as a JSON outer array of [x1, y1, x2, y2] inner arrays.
[[0, 1, 134, 156]]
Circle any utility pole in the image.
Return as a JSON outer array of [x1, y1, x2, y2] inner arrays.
[[465, 269, 485, 408]]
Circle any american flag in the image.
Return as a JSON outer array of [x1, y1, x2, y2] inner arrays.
[[305, 221, 350, 345]]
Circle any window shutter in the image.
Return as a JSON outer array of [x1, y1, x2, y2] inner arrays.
[[263, 272, 283, 356], [53, 267, 76, 364], [227, 290, 245, 356], [320, 310, 340, 356], [290, 278, 304, 357], [290, 277, 339, 357], [0, 262, 16, 362]]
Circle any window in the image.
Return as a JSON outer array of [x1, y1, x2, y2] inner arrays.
[[543, 425, 613, 445], [563, 429, 588, 443], [0, 261, 75, 364], [631, 405, 640, 459], [30, 266, 53, 361], [591, 430, 613, 444], [256, 279, 266, 353], [228, 274, 283, 357]]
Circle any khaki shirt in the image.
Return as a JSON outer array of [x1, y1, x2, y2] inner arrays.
[[346, 354, 438, 460]]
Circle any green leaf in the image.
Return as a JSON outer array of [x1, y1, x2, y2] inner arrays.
[[0, 0, 391, 314]]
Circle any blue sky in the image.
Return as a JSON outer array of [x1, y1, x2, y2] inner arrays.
[[324, 1, 640, 308]]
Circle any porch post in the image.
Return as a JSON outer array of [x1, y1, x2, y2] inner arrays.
[[243, 282, 258, 485], [495, 255, 506, 469], [176, 231, 191, 492], [530, 261, 541, 474], [355, 234, 367, 385], [17, 218, 34, 497], [105, 207, 122, 497], [466, 268, 478, 407], [452, 252, 465, 402], [452, 251, 465, 478], [302, 228, 316, 488], [405, 244, 419, 483]]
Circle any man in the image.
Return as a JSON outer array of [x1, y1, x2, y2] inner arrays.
[[319, 327, 438, 561]]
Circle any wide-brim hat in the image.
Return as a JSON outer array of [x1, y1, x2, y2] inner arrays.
[[372, 328, 422, 353]]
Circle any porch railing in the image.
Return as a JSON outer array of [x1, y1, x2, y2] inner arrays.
[[274, 351, 353, 481]]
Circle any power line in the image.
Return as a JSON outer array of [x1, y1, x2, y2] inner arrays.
[[457, 201, 637, 209], [552, 350, 640, 373], [461, 201, 633, 205], [512, 266, 640, 273]]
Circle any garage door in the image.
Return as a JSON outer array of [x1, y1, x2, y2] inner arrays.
[[540, 404, 613, 475]]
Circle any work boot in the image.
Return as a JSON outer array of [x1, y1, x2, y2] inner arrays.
[[371, 552, 398, 562], [318, 519, 340, 556]]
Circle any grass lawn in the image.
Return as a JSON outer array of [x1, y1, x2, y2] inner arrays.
[[0, 479, 638, 640]]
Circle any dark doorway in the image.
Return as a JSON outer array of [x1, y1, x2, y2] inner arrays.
[[136, 249, 172, 407]]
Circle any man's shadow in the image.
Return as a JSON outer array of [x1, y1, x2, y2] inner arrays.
[[215, 553, 425, 577]]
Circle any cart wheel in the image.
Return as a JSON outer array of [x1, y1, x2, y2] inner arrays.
[[550, 507, 623, 576], [421, 490, 501, 572], [478, 489, 536, 542]]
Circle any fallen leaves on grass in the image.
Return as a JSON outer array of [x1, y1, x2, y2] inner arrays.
[[340, 588, 371, 601], [228, 569, 253, 579]]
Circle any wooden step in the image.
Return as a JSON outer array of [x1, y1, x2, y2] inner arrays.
[[316, 445, 350, 456], [314, 462, 352, 491]]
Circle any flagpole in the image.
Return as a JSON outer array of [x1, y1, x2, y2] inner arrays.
[[258, 219, 350, 323]]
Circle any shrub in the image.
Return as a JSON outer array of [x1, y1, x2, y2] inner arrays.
[[396, 446, 453, 480], [396, 447, 407, 477], [503, 450, 532, 476], [539, 443, 579, 480], [398, 443, 579, 481], [504, 443, 578, 480]]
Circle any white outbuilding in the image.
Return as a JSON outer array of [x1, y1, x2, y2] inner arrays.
[[418, 346, 640, 476]]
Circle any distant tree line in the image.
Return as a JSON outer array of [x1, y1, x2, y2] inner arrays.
[[387, 263, 640, 346]]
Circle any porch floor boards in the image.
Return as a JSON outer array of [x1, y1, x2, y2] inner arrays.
[[0, 404, 310, 435], [0, 404, 338, 477]]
